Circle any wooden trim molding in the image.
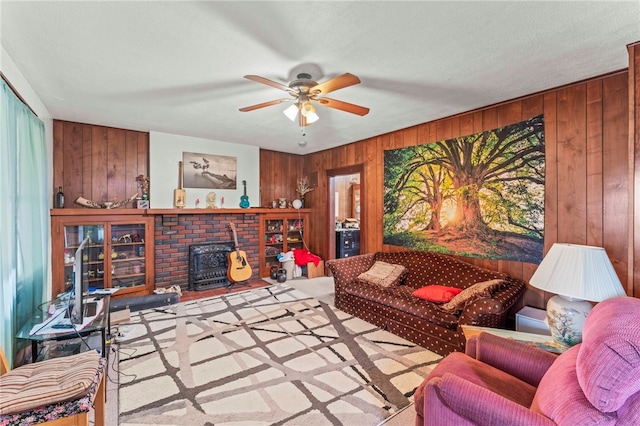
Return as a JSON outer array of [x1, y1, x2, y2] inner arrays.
[[628, 42, 640, 297], [51, 208, 311, 216]]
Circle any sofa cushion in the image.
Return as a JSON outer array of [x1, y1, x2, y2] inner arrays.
[[357, 261, 407, 287], [413, 285, 462, 303], [346, 280, 460, 329], [440, 279, 506, 313]]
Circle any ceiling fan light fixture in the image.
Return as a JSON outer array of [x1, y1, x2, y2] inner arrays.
[[306, 111, 319, 123], [242, 71, 368, 127], [300, 101, 316, 117], [283, 104, 298, 121]]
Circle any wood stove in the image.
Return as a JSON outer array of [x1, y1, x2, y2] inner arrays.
[[188, 242, 234, 290]]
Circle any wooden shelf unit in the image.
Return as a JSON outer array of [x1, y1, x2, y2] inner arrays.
[[259, 211, 309, 277], [50, 209, 155, 299]]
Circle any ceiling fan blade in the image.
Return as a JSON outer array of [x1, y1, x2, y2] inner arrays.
[[239, 98, 290, 112], [316, 97, 370, 116], [244, 75, 291, 92], [309, 73, 361, 95]]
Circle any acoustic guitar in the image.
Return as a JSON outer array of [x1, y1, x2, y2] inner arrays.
[[227, 222, 252, 282]]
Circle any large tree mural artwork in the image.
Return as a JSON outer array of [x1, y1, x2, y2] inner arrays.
[[384, 115, 545, 263]]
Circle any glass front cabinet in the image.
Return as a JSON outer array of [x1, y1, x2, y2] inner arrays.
[[259, 211, 309, 277], [51, 210, 154, 299]]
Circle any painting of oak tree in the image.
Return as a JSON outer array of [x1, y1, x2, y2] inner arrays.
[[384, 115, 545, 263]]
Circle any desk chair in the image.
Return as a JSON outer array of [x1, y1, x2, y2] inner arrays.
[[0, 347, 106, 425]]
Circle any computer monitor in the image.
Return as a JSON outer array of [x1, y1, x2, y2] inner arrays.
[[70, 236, 90, 324]]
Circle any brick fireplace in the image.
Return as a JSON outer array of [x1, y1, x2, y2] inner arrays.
[[154, 212, 260, 291]]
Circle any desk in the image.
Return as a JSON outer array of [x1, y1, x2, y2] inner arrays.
[[462, 325, 565, 354], [16, 295, 111, 363]]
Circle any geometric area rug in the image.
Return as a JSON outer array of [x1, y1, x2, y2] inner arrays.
[[118, 283, 442, 425]]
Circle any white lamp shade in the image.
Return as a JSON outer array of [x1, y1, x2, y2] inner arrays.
[[305, 111, 319, 123], [529, 243, 625, 302], [283, 104, 298, 121]]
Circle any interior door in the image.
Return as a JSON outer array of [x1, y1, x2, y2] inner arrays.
[[326, 165, 364, 261]]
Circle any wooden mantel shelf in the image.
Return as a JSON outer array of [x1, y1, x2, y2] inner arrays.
[[51, 208, 146, 216], [147, 207, 310, 215], [51, 208, 310, 216]]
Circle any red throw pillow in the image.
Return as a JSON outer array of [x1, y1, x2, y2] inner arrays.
[[412, 285, 463, 303]]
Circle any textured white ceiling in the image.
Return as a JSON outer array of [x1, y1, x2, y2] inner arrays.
[[1, 1, 638, 154]]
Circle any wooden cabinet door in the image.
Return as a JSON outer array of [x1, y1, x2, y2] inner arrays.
[[259, 211, 309, 277], [50, 210, 154, 299]]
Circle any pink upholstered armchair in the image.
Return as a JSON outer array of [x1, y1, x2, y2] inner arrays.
[[415, 297, 640, 425]]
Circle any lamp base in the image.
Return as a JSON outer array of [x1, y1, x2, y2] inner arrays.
[[546, 295, 593, 348]]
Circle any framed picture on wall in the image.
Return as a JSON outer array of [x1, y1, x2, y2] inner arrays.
[[182, 152, 237, 189]]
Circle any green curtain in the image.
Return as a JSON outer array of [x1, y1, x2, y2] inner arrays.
[[0, 79, 48, 367]]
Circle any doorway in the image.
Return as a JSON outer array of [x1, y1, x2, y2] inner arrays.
[[327, 165, 364, 261]]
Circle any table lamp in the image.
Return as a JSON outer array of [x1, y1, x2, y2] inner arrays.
[[529, 243, 626, 348]]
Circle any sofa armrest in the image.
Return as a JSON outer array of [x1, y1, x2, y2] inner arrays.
[[458, 297, 507, 327], [466, 333, 558, 387], [424, 374, 555, 426], [326, 253, 376, 290]]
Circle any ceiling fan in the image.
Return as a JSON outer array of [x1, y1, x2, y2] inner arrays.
[[239, 72, 370, 127]]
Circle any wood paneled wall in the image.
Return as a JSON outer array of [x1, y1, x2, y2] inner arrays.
[[51, 48, 639, 305], [300, 71, 633, 307], [259, 149, 305, 207], [53, 120, 149, 207]]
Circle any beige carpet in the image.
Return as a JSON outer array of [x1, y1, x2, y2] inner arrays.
[[117, 282, 440, 425]]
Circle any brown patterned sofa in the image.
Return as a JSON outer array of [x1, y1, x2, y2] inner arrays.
[[326, 251, 526, 356]]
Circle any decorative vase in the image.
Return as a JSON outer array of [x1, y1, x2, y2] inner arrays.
[[546, 295, 592, 348]]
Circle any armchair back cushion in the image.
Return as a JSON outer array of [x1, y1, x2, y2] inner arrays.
[[577, 296, 640, 412], [530, 296, 640, 425], [530, 345, 616, 426]]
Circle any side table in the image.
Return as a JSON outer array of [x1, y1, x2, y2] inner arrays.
[[516, 306, 550, 335], [462, 325, 566, 354], [16, 294, 111, 363]]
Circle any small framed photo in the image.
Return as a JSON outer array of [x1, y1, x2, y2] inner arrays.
[[136, 200, 150, 209]]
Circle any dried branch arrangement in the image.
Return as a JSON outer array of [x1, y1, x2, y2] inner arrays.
[[296, 176, 314, 197]]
